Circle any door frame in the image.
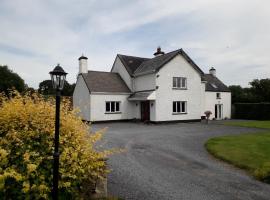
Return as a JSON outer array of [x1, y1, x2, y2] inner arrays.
[[141, 101, 150, 122], [215, 104, 223, 120]]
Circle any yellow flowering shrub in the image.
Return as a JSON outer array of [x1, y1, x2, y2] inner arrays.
[[0, 91, 111, 199]]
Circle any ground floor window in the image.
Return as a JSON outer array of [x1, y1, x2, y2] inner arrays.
[[173, 101, 187, 114], [105, 101, 120, 113]]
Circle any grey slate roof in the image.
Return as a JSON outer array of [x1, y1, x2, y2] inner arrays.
[[117, 54, 150, 75], [203, 74, 230, 92], [81, 71, 131, 93], [119, 49, 204, 77]]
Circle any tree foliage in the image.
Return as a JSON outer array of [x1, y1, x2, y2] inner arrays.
[[0, 65, 25, 94], [0, 91, 112, 199], [229, 78, 270, 103], [38, 80, 75, 96]]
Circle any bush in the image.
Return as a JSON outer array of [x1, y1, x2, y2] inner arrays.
[[233, 103, 270, 120], [0, 91, 111, 199]]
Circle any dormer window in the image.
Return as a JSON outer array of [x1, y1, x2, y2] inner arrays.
[[173, 77, 187, 89]]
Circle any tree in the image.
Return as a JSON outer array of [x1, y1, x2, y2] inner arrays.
[[38, 80, 75, 96], [0, 65, 25, 94], [229, 78, 270, 103], [249, 79, 270, 102]]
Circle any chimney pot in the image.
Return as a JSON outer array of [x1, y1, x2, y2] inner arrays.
[[154, 46, 165, 57], [209, 67, 216, 77], [79, 54, 88, 74]]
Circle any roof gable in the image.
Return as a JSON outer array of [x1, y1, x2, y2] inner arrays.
[[117, 49, 204, 77], [81, 71, 131, 93]]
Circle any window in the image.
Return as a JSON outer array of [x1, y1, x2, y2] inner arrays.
[[216, 93, 221, 99], [173, 101, 187, 114], [105, 101, 120, 113], [173, 77, 187, 89], [211, 83, 218, 89]]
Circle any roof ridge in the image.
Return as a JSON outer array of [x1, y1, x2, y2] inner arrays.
[[88, 70, 117, 74], [117, 54, 150, 60]]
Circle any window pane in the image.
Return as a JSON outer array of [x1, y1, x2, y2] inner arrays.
[[106, 102, 110, 112], [177, 102, 181, 113], [111, 102, 115, 112], [173, 102, 176, 112], [116, 102, 120, 112], [181, 102, 186, 113], [181, 78, 186, 88], [173, 77, 177, 87], [177, 78, 181, 88]]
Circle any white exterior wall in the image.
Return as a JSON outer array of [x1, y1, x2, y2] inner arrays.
[[111, 57, 133, 91], [73, 75, 91, 121], [134, 73, 156, 91], [90, 93, 138, 121], [204, 92, 231, 120], [155, 55, 203, 121]]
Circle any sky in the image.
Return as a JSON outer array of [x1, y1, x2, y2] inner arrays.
[[0, 0, 269, 89]]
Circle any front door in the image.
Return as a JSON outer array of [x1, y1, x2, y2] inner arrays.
[[141, 101, 150, 122], [215, 104, 223, 119]]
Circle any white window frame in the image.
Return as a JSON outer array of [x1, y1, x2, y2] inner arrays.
[[105, 101, 121, 113], [173, 77, 187, 89], [216, 92, 221, 99], [172, 101, 187, 114]]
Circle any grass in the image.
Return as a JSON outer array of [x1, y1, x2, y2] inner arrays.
[[206, 120, 270, 183], [223, 120, 270, 129]]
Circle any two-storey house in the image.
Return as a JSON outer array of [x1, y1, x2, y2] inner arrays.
[[73, 47, 231, 122]]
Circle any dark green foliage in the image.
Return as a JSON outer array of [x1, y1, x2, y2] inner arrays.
[[38, 80, 75, 96], [229, 78, 270, 103], [0, 65, 25, 94], [233, 103, 270, 120]]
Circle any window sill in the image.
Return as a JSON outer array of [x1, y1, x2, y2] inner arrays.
[[172, 112, 187, 115], [216, 97, 221, 99], [105, 112, 122, 114], [172, 88, 187, 90]]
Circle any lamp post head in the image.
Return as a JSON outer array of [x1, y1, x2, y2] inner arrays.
[[49, 64, 68, 91]]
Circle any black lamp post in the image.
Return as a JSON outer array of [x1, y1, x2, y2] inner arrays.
[[49, 64, 67, 200]]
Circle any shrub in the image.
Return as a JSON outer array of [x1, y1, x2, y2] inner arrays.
[[0, 91, 111, 199]]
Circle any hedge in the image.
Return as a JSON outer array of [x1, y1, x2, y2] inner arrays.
[[233, 103, 270, 120]]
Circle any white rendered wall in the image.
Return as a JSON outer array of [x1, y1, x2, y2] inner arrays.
[[204, 92, 231, 120], [90, 93, 138, 121], [155, 55, 203, 121], [73, 75, 91, 121], [111, 57, 133, 91], [134, 73, 156, 92]]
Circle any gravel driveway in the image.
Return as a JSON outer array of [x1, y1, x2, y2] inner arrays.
[[92, 122, 270, 200]]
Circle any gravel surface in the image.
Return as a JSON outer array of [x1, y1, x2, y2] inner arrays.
[[92, 122, 270, 200]]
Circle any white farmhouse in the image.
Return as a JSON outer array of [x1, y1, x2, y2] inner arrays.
[[73, 48, 231, 122]]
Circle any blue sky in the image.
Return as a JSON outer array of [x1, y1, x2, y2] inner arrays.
[[0, 0, 269, 88]]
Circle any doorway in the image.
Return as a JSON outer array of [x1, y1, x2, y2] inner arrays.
[[215, 104, 223, 119], [141, 101, 150, 122]]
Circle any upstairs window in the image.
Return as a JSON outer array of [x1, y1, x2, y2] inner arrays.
[[105, 101, 120, 113], [173, 77, 187, 89], [173, 101, 187, 114], [216, 93, 221, 99]]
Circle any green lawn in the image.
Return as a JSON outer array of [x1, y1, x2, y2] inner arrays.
[[206, 120, 270, 183], [223, 120, 270, 129]]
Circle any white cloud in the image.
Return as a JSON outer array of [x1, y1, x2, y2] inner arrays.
[[0, 0, 269, 88]]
